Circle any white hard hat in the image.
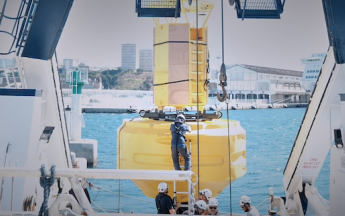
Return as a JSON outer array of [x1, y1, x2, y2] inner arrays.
[[200, 189, 212, 200], [208, 198, 218, 207], [175, 114, 186, 123], [158, 182, 168, 192], [239, 195, 251, 205], [195, 200, 207, 210]]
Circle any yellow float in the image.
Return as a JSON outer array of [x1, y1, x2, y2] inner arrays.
[[117, 0, 246, 201]]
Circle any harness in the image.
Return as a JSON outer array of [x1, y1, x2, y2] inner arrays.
[[174, 123, 187, 144], [173, 124, 187, 166]]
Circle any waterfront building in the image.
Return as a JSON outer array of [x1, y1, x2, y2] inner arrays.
[[209, 64, 307, 105], [139, 49, 153, 71], [78, 62, 89, 70], [121, 44, 136, 71], [300, 53, 326, 95]]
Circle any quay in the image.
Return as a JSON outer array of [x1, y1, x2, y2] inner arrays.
[[62, 89, 308, 114]]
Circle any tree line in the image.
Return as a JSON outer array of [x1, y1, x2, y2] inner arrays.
[[88, 69, 153, 90]]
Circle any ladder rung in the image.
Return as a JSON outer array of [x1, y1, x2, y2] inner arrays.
[[175, 191, 189, 194], [191, 51, 204, 54], [190, 40, 205, 43], [190, 60, 204, 64]]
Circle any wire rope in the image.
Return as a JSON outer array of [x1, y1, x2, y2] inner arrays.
[[91, 200, 108, 213], [220, 0, 233, 214], [86, 180, 155, 204], [195, 0, 201, 194]]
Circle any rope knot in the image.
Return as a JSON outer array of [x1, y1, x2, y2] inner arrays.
[[38, 164, 56, 216]]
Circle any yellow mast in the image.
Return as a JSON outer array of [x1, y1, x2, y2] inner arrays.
[[153, 0, 213, 111]]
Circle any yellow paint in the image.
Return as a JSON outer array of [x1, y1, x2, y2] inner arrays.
[[117, 118, 246, 200], [153, 24, 209, 111], [154, 24, 170, 109]]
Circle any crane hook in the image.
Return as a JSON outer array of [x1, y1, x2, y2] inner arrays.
[[217, 63, 228, 102]]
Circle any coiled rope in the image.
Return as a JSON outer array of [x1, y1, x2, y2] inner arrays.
[[38, 164, 56, 216]]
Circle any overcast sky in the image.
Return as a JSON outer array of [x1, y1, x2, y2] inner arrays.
[[2, 0, 329, 71]]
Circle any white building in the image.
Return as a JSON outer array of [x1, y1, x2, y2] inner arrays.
[[63, 59, 73, 70], [210, 64, 307, 104], [121, 44, 136, 71], [300, 53, 326, 94], [139, 49, 153, 71], [0, 58, 15, 69]]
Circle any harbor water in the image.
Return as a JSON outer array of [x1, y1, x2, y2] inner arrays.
[[82, 107, 330, 214]]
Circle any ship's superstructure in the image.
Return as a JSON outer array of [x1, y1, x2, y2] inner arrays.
[[300, 53, 326, 94]]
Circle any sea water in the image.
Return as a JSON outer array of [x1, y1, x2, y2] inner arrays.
[[82, 108, 330, 214]]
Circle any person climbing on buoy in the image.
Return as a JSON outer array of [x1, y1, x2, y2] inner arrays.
[[170, 113, 191, 171]]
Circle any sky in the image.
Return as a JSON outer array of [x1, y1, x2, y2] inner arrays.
[[1, 0, 329, 71]]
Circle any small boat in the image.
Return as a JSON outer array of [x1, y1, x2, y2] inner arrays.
[[127, 108, 137, 113]]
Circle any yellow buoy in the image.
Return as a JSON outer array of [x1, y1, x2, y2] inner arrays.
[[117, 117, 246, 201], [117, 1, 246, 201]]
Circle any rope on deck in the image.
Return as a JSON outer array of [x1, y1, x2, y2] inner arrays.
[[38, 164, 56, 216]]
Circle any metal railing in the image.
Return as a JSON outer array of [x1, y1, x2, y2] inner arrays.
[[0, 167, 197, 215]]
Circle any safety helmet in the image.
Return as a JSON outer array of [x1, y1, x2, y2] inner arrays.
[[200, 189, 212, 200], [239, 195, 251, 205], [208, 198, 218, 207], [175, 114, 186, 123], [158, 182, 168, 192], [195, 200, 207, 211]]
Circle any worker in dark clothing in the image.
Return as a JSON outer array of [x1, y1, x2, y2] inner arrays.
[[155, 182, 180, 214], [170, 114, 191, 171]]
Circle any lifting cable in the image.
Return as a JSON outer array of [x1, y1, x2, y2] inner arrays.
[[226, 102, 232, 215], [195, 0, 200, 194], [218, 0, 233, 214]]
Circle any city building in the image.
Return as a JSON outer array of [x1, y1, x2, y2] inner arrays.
[[209, 64, 307, 105], [139, 49, 153, 71], [63, 59, 73, 70], [121, 44, 136, 71], [300, 53, 326, 95]]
